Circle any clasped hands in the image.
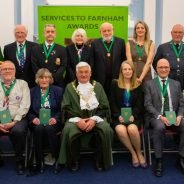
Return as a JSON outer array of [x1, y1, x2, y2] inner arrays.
[[0, 121, 16, 133], [76, 118, 96, 132]]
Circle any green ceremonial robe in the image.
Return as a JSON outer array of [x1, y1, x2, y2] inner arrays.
[[58, 81, 113, 169]]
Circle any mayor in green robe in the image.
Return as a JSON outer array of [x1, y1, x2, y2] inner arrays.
[[58, 61, 113, 171]]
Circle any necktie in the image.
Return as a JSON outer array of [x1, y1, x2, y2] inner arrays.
[[162, 80, 169, 113], [175, 44, 179, 51], [19, 44, 25, 68], [47, 45, 51, 50]]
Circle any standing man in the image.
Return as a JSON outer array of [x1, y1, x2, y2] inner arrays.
[[153, 24, 184, 89], [58, 62, 113, 172], [31, 24, 67, 88], [90, 22, 126, 98], [144, 58, 184, 177], [0, 61, 30, 175], [3, 25, 38, 88]]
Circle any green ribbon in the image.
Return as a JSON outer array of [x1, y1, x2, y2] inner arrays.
[[40, 87, 49, 107], [43, 43, 55, 61], [16, 44, 26, 60], [156, 77, 169, 98], [124, 89, 131, 107], [1, 80, 16, 97], [171, 41, 183, 59], [102, 37, 114, 53], [135, 43, 144, 58]]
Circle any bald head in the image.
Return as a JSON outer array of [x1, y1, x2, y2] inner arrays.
[[156, 59, 170, 79], [171, 24, 184, 43]]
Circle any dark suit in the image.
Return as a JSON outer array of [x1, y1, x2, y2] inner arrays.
[[28, 85, 63, 163], [144, 78, 184, 158], [66, 43, 90, 83], [90, 36, 126, 97], [3, 41, 38, 88], [153, 41, 184, 89], [31, 43, 67, 88]]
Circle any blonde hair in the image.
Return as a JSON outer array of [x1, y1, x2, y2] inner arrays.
[[133, 21, 151, 55], [118, 60, 139, 90], [71, 28, 87, 44], [35, 68, 54, 85]]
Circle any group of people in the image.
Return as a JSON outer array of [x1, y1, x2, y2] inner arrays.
[[0, 21, 184, 178]]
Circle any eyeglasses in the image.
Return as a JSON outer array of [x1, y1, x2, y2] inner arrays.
[[157, 66, 170, 70], [1, 68, 15, 71]]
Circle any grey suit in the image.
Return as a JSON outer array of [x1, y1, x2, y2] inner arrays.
[[144, 78, 184, 158]]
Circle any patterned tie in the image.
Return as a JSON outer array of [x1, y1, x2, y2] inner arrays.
[[19, 44, 25, 68], [47, 45, 51, 50], [162, 80, 169, 113], [175, 44, 179, 51]]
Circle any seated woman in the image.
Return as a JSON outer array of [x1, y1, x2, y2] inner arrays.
[[28, 68, 63, 173], [110, 60, 147, 168]]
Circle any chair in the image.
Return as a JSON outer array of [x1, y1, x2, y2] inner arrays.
[[147, 129, 178, 165], [0, 132, 29, 168], [112, 126, 146, 161]]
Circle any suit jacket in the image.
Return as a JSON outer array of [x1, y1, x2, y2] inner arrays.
[[89, 36, 126, 85], [31, 43, 67, 88], [28, 85, 63, 124], [144, 77, 184, 126], [66, 43, 90, 83], [3, 40, 38, 88], [153, 41, 184, 89]]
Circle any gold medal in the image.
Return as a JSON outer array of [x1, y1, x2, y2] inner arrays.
[[177, 58, 180, 62], [107, 53, 111, 57], [138, 57, 142, 61], [56, 58, 61, 65], [45, 59, 48, 63]]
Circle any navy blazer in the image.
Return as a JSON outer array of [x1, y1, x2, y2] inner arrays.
[[153, 41, 184, 89], [3, 40, 38, 88], [31, 43, 67, 88], [28, 85, 63, 124]]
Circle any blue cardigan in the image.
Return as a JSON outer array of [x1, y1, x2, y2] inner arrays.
[[28, 85, 63, 124]]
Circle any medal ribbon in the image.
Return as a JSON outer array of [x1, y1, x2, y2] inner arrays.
[[40, 87, 50, 107], [102, 37, 114, 54], [135, 43, 144, 58], [156, 77, 169, 98], [16, 44, 26, 61], [171, 41, 183, 59], [43, 43, 55, 61]]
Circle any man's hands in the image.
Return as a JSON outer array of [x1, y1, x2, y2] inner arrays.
[[0, 121, 16, 133], [76, 118, 96, 132], [160, 115, 182, 126]]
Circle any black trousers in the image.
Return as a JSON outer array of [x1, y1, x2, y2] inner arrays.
[[32, 124, 60, 164], [9, 118, 28, 162]]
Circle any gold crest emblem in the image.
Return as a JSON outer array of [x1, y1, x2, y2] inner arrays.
[[2, 114, 6, 119], [56, 58, 61, 65]]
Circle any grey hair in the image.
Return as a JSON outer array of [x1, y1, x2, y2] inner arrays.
[[44, 24, 56, 31], [76, 61, 91, 72], [35, 68, 54, 85], [14, 24, 28, 34], [71, 28, 87, 44]]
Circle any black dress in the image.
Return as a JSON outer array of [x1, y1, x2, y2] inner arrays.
[[110, 79, 144, 129]]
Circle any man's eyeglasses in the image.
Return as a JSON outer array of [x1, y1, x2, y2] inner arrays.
[[157, 66, 170, 70], [1, 68, 15, 71]]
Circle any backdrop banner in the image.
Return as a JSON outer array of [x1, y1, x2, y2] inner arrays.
[[38, 6, 128, 45]]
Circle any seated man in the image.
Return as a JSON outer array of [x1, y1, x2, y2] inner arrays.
[[0, 61, 30, 174], [58, 62, 113, 172], [144, 58, 184, 177]]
